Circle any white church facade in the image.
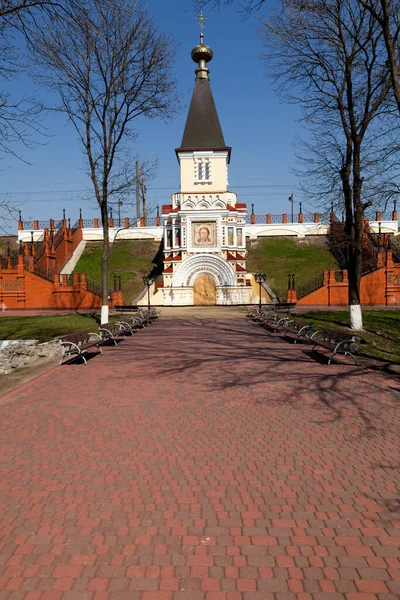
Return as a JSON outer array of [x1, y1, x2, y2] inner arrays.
[[158, 29, 255, 306]]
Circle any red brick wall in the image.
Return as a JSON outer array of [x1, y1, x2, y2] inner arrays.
[[0, 269, 102, 309], [297, 263, 400, 306]]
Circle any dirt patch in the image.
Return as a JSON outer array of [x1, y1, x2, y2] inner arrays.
[[0, 357, 60, 399]]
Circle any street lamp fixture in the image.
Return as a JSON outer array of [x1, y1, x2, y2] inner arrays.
[[142, 275, 153, 311], [254, 272, 266, 311], [289, 193, 294, 223]]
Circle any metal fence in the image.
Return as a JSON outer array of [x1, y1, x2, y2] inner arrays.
[[296, 272, 325, 300]]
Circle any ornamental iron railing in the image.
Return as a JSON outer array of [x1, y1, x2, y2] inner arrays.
[[296, 272, 325, 300], [23, 257, 55, 282], [86, 278, 103, 297]]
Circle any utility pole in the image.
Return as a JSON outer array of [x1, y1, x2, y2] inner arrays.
[[136, 160, 140, 223], [141, 169, 147, 226]]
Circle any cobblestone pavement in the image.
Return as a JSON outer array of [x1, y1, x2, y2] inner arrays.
[[0, 316, 399, 600]]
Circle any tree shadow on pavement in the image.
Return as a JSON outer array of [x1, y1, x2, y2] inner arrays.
[[137, 318, 399, 438]]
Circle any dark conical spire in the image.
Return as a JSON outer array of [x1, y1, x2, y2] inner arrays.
[[176, 17, 231, 159], [179, 78, 227, 150]]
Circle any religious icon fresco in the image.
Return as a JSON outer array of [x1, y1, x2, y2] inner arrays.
[[192, 222, 216, 248], [227, 227, 234, 245], [237, 228, 243, 246]]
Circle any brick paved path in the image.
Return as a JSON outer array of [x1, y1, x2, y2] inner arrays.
[[0, 316, 399, 600]]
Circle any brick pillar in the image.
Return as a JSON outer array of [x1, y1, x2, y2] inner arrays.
[[376, 210, 381, 221], [17, 255, 24, 275], [393, 210, 398, 221], [377, 253, 384, 268], [33, 220, 39, 230], [266, 214, 271, 224], [124, 217, 130, 228], [109, 217, 114, 228], [140, 217, 145, 227], [111, 291, 119, 306], [329, 269, 336, 284], [386, 250, 393, 269], [80, 273, 87, 290], [323, 270, 329, 285], [314, 213, 320, 223], [250, 214, 256, 224], [93, 218, 99, 228], [298, 213, 303, 223], [49, 219, 55, 230], [73, 273, 80, 286], [156, 216, 161, 226], [282, 214, 287, 224], [342, 269, 348, 283], [18, 218, 23, 231]]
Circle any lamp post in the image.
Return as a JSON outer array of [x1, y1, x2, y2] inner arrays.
[[142, 275, 153, 311], [289, 193, 294, 223], [117, 199, 123, 227], [254, 272, 266, 311]]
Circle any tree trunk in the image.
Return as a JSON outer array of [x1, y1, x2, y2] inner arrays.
[[100, 203, 110, 324], [348, 140, 364, 331]]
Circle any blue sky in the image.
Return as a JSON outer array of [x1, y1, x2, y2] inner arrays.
[[1, 0, 307, 227]]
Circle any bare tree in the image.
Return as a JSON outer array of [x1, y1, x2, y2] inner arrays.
[[191, 0, 265, 17], [260, 0, 393, 329], [0, 1, 91, 156], [32, 0, 178, 323], [193, 0, 400, 111]]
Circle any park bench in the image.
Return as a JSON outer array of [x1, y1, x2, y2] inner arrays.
[[98, 322, 127, 345], [117, 319, 140, 334], [114, 305, 139, 313], [60, 331, 103, 365], [137, 310, 157, 325], [311, 326, 360, 364], [260, 314, 291, 333], [281, 318, 320, 344]]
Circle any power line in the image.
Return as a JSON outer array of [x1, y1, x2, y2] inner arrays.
[[1, 183, 296, 198]]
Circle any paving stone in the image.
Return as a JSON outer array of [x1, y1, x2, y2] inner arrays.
[[0, 316, 399, 598]]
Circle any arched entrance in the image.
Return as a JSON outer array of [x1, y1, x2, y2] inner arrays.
[[193, 273, 216, 305]]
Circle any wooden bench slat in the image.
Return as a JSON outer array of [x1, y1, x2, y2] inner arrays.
[[60, 330, 103, 365]]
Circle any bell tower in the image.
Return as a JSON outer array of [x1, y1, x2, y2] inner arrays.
[[160, 15, 250, 306]]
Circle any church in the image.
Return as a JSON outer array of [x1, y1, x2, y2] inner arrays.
[[10, 19, 398, 311], [158, 24, 254, 306]]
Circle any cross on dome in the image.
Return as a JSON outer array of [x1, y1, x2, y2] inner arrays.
[[195, 11, 208, 43]]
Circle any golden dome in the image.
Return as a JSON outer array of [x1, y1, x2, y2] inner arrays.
[[191, 44, 213, 64]]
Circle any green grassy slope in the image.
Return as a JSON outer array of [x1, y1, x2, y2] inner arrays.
[[0, 314, 100, 343], [75, 237, 338, 303], [247, 237, 338, 300], [74, 240, 163, 303], [0, 236, 18, 256]]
